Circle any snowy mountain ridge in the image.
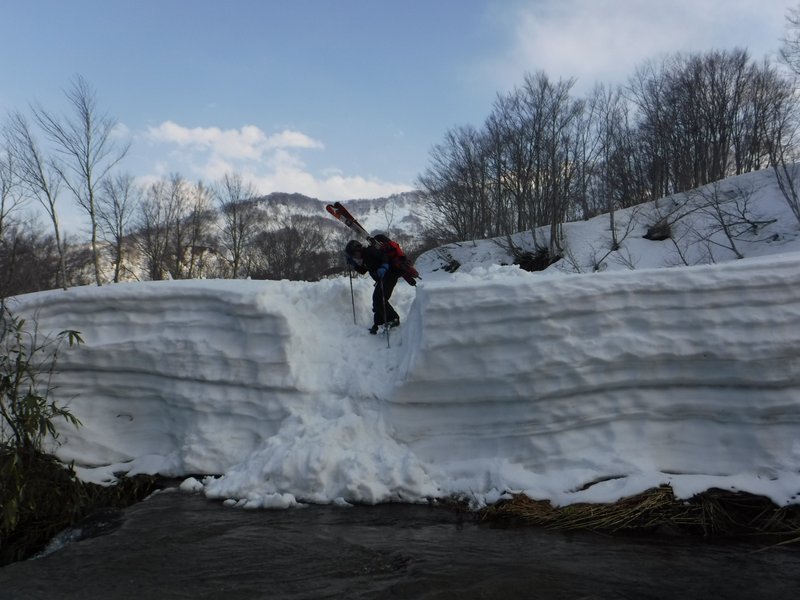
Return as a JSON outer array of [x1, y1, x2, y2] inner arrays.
[[255, 189, 427, 240]]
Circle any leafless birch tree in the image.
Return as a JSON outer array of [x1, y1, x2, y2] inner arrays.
[[4, 112, 68, 289], [32, 75, 129, 285]]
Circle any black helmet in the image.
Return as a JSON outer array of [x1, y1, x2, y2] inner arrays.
[[345, 240, 362, 256]]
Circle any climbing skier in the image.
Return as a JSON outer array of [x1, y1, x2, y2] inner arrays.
[[345, 238, 406, 334]]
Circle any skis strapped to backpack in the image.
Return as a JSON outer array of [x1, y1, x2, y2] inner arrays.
[[325, 202, 371, 240], [325, 201, 420, 286]]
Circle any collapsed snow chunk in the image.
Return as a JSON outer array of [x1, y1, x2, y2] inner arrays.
[[179, 477, 204, 493]]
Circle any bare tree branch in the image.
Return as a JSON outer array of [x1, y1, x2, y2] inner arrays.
[[31, 74, 130, 285]]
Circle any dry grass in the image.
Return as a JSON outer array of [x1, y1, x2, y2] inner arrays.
[[477, 485, 800, 542]]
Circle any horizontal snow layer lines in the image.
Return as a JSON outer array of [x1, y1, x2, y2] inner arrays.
[[387, 256, 800, 491], [9, 277, 422, 494], [10, 280, 311, 477]]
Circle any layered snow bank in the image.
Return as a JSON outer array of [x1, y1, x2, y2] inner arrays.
[[10, 254, 800, 508], [391, 256, 800, 505]]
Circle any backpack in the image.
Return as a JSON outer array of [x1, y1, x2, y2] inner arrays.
[[370, 234, 420, 286]]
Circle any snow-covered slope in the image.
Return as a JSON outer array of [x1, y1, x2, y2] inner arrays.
[[417, 169, 800, 275]]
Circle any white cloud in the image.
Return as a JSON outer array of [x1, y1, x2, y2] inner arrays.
[[111, 122, 131, 140], [480, 0, 789, 94], [139, 120, 411, 201], [264, 129, 325, 151], [145, 121, 323, 160]]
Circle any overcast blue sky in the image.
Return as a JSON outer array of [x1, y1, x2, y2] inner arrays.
[[0, 0, 794, 220]]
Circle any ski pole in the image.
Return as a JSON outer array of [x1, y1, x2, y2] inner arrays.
[[348, 265, 356, 325], [380, 277, 390, 348]]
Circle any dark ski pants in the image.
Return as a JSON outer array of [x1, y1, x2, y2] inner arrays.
[[373, 271, 400, 326]]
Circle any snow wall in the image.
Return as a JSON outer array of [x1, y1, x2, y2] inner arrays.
[[9, 255, 800, 507]]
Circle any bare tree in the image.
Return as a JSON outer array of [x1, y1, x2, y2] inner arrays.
[[214, 172, 262, 278], [134, 174, 218, 280], [627, 57, 674, 202], [161, 174, 209, 280], [767, 106, 800, 224], [184, 180, 217, 279], [4, 112, 68, 289], [629, 50, 793, 199], [251, 215, 331, 281], [32, 74, 130, 286], [591, 85, 630, 249], [691, 182, 777, 261], [417, 125, 491, 242], [98, 172, 139, 283], [519, 72, 583, 258], [0, 222, 66, 296], [0, 145, 24, 297], [135, 179, 171, 280], [768, 22, 800, 225], [571, 85, 604, 220], [0, 141, 24, 243], [780, 4, 800, 76], [486, 89, 537, 235], [554, 207, 641, 273]]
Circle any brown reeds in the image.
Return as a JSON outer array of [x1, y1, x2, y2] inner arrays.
[[478, 485, 800, 542]]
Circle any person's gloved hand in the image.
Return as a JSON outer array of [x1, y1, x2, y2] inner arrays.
[[376, 263, 389, 279]]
